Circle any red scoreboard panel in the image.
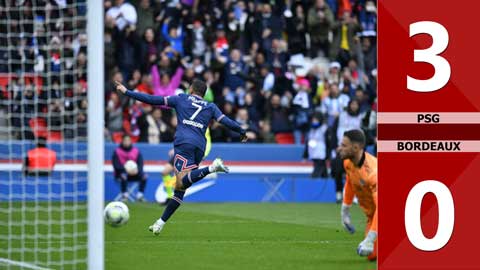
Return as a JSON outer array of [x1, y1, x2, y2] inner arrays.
[[378, 0, 480, 269]]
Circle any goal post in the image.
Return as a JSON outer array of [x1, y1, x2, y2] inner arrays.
[[87, 0, 104, 269], [0, 1, 104, 269]]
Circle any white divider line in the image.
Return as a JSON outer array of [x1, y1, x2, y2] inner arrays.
[[0, 258, 54, 270], [378, 140, 480, 152], [0, 164, 312, 174], [377, 112, 480, 124]]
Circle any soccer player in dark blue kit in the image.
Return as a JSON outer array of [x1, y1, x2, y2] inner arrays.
[[115, 79, 247, 235]]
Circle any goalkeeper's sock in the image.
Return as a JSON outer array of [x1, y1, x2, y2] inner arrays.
[[181, 167, 210, 189], [160, 189, 185, 222]]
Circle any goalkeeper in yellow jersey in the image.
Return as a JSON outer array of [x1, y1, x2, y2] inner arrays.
[[337, 129, 377, 261]]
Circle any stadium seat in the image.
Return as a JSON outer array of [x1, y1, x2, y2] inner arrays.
[[47, 131, 63, 142], [275, 133, 295, 144], [112, 132, 124, 143], [29, 117, 48, 138]]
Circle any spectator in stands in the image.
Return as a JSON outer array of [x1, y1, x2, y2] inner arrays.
[[303, 113, 328, 178], [285, 4, 307, 56], [146, 108, 169, 144], [222, 49, 248, 104], [23, 137, 56, 176], [151, 61, 184, 97], [268, 94, 293, 144], [292, 78, 313, 144], [138, 28, 161, 74], [106, 91, 124, 134], [232, 108, 258, 142], [307, 0, 334, 58], [320, 82, 350, 130], [336, 99, 364, 151], [255, 3, 283, 52], [161, 17, 184, 56], [330, 11, 362, 66], [135, 0, 155, 38], [112, 135, 147, 202], [106, 0, 137, 31]]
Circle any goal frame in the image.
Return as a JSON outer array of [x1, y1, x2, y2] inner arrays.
[[87, 1, 104, 269]]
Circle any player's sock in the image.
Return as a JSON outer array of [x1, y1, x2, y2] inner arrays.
[[139, 177, 146, 192], [160, 189, 185, 222], [181, 167, 210, 189], [120, 179, 127, 193]]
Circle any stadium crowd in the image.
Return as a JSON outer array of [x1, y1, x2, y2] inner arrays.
[[0, 0, 377, 153]]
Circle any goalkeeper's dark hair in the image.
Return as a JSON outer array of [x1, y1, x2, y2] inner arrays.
[[344, 129, 366, 148], [191, 79, 207, 97]]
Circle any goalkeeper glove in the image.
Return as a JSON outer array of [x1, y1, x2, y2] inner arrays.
[[341, 203, 355, 234], [357, 231, 377, 256]]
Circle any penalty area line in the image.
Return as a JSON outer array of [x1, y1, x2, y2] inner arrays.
[[0, 258, 54, 270]]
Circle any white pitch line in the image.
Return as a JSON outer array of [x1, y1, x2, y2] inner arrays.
[[0, 164, 312, 174], [0, 258, 54, 270], [104, 240, 355, 245]]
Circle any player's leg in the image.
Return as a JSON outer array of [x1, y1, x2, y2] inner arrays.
[[149, 145, 229, 235], [177, 146, 228, 189], [162, 163, 175, 204], [149, 145, 199, 234], [135, 173, 147, 202], [119, 175, 129, 202]]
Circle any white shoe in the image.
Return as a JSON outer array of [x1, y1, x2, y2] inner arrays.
[[148, 218, 165, 235], [209, 158, 229, 173], [148, 219, 165, 235], [136, 192, 145, 202]]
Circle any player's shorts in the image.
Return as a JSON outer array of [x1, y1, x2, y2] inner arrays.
[[173, 143, 205, 173]]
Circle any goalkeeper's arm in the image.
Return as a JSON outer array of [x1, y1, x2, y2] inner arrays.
[[115, 80, 166, 105]]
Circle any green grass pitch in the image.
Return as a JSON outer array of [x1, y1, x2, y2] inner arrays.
[[106, 203, 377, 270]]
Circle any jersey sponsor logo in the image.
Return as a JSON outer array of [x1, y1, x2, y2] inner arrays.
[[182, 119, 204, 129]]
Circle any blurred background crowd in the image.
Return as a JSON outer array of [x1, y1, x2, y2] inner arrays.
[[0, 0, 377, 153]]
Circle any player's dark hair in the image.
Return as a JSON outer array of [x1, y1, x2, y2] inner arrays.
[[191, 79, 207, 97], [344, 129, 366, 147], [37, 137, 47, 148]]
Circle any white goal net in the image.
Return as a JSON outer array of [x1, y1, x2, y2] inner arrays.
[[0, 1, 102, 269]]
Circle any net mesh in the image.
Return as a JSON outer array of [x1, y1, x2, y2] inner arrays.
[[0, 1, 88, 269]]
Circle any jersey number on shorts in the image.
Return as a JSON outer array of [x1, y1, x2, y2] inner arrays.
[[190, 103, 203, 120]]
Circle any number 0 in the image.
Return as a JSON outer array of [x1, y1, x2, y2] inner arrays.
[[404, 180, 454, 251], [408, 21, 451, 92]]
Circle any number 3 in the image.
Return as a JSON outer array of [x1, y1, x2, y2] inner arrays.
[[405, 180, 455, 251], [408, 21, 451, 92]]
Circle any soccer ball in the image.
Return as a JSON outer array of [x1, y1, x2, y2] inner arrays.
[[124, 160, 138, 175], [104, 201, 129, 227]]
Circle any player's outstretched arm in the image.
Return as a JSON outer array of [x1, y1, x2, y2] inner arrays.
[[218, 115, 248, 142], [115, 80, 166, 105]]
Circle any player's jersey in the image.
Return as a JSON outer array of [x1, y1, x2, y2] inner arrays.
[[343, 152, 377, 218], [165, 93, 223, 151]]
